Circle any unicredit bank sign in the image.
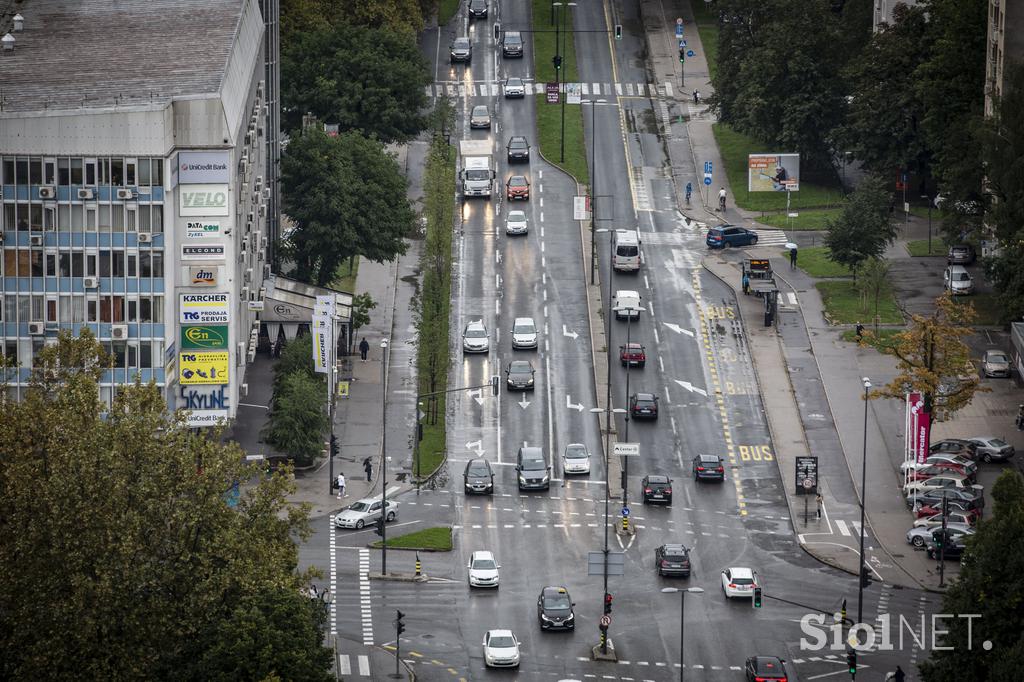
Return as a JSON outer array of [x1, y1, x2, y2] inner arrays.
[[178, 151, 231, 184]]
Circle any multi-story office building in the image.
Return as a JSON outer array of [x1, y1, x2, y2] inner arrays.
[[985, 0, 1024, 116], [0, 0, 270, 425]]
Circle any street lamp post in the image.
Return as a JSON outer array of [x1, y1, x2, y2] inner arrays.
[[380, 338, 390, 576], [661, 586, 704, 681], [856, 377, 870, 628], [553, 2, 576, 163], [582, 99, 606, 285], [621, 311, 632, 513], [921, 194, 933, 254]]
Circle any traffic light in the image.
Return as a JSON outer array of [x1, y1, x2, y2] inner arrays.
[[491, 375, 500, 396], [396, 610, 406, 636], [493, 22, 500, 41], [374, 517, 385, 537], [604, 593, 613, 614], [753, 587, 762, 608], [859, 564, 871, 589], [330, 434, 339, 458], [553, 54, 563, 71], [846, 649, 857, 675], [679, 47, 685, 63], [614, 24, 622, 40]]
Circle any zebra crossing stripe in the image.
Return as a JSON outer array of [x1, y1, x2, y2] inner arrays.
[[593, 82, 600, 95]]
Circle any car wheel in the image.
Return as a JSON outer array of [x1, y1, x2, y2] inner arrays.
[[386, 511, 396, 522], [355, 519, 364, 529], [639, 362, 645, 368], [912, 535, 925, 547], [724, 241, 731, 248], [750, 236, 758, 245], [983, 453, 992, 462]]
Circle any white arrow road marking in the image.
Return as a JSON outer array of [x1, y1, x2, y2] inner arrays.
[[664, 322, 695, 337], [562, 324, 579, 340], [465, 440, 484, 456], [566, 395, 584, 412], [674, 379, 708, 397], [467, 388, 484, 405], [518, 395, 531, 409]]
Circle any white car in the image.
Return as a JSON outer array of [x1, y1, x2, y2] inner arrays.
[[334, 498, 398, 529], [462, 320, 490, 353], [512, 317, 538, 349], [903, 474, 973, 496], [503, 77, 526, 98], [721, 567, 758, 599], [906, 524, 973, 548], [505, 209, 529, 235], [913, 511, 976, 529], [900, 454, 973, 473], [561, 443, 591, 474], [612, 290, 642, 320], [482, 629, 520, 668], [467, 550, 500, 587], [944, 265, 974, 295]]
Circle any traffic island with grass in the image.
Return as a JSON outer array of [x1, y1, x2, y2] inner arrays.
[[371, 526, 453, 552]]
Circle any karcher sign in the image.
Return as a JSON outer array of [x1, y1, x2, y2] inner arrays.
[[180, 184, 230, 216], [180, 293, 230, 324], [178, 151, 230, 184]]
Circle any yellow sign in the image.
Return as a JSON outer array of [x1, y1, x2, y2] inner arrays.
[[338, 381, 350, 398], [179, 351, 230, 385]]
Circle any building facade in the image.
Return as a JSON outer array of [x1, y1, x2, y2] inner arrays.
[[985, 0, 1024, 116], [0, 0, 270, 426], [872, 0, 922, 31]]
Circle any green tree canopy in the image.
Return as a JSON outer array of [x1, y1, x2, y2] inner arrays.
[[281, 129, 412, 286], [263, 370, 329, 467], [282, 0, 426, 40], [273, 332, 317, 396], [0, 330, 329, 681], [920, 469, 1024, 680], [281, 23, 431, 141], [824, 175, 898, 277]]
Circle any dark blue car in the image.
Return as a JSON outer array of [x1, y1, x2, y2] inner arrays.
[[706, 225, 759, 248]]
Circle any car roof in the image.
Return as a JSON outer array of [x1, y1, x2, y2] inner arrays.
[[635, 392, 656, 400], [509, 360, 533, 370], [506, 76, 523, 83], [505, 31, 522, 38], [507, 209, 527, 218], [541, 585, 569, 596], [646, 474, 669, 483], [520, 446, 543, 455], [947, 264, 969, 273], [615, 289, 640, 296], [487, 628, 514, 638], [353, 497, 382, 505], [697, 453, 721, 461], [454, 37, 470, 44], [465, 319, 485, 329], [661, 543, 688, 552], [509, 136, 527, 144], [472, 104, 488, 113], [728, 567, 754, 578], [566, 442, 587, 449], [471, 550, 494, 560], [510, 175, 527, 182], [752, 656, 785, 672], [514, 316, 535, 324]]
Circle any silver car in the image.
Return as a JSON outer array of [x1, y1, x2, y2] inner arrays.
[[505, 210, 528, 235], [511, 317, 538, 349], [462, 320, 490, 353], [503, 77, 526, 98], [470, 105, 491, 129], [981, 350, 1010, 378], [944, 265, 974, 295], [968, 436, 1015, 462], [907, 524, 973, 548], [561, 443, 591, 475]]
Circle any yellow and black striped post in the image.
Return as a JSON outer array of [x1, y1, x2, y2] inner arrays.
[[622, 515, 629, 532], [415, 551, 422, 577]]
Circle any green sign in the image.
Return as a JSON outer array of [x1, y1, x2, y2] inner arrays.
[[181, 325, 228, 350]]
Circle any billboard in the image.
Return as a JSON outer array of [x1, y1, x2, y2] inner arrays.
[[179, 351, 230, 385], [184, 219, 224, 239], [180, 293, 230, 324], [748, 153, 800, 192], [178, 151, 231, 184], [179, 385, 230, 426], [181, 325, 229, 350], [186, 266, 220, 286], [181, 244, 226, 262], [179, 184, 230, 216]]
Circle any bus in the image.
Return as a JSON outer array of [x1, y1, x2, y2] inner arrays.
[[612, 229, 641, 272]]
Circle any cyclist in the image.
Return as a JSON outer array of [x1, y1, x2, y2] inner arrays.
[[685, 182, 692, 204], [718, 187, 727, 212]]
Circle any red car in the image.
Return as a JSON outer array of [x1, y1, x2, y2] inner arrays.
[[619, 343, 646, 368], [506, 175, 530, 201], [914, 502, 981, 523]]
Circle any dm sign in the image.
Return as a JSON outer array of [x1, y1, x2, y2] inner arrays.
[[179, 351, 230, 385], [181, 325, 228, 350]]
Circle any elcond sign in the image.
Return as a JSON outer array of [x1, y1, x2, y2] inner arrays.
[[178, 151, 230, 184], [180, 184, 230, 216]]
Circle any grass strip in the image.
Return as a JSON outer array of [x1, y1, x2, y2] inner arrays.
[[784, 246, 853, 278], [438, 0, 459, 26], [371, 526, 453, 551], [689, 1, 719, 83], [816, 280, 902, 325], [760, 208, 842, 232], [905, 239, 946, 257], [332, 256, 359, 293]]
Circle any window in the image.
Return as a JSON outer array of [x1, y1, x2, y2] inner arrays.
[[87, 300, 97, 322], [111, 343, 127, 367], [152, 207, 163, 233], [127, 298, 138, 322], [44, 159, 56, 185], [43, 206, 57, 231], [138, 159, 150, 186], [45, 253, 56, 277], [98, 158, 110, 186], [139, 252, 151, 277], [57, 158, 70, 185], [99, 251, 110, 277], [85, 159, 96, 186], [5, 250, 18, 276], [70, 158, 83, 185], [72, 296, 84, 323], [111, 159, 123, 186], [112, 205, 124, 232], [151, 159, 163, 186], [139, 296, 163, 323], [30, 204, 42, 231], [112, 251, 125, 277], [151, 252, 163, 277], [127, 343, 138, 369], [100, 295, 124, 323], [71, 252, 83, 278], [127, 253, 137, 277], [125, 159, 136, 186], [2, 158, 13, 184], [87, 253, 97, 277], [59, 253, 71, 277], [3, 204, 15, 231], [46, 298, 57, 323], [140, 341, 153, 368], [98, 205, 110, 232], [4, 340, 16, 365], [31, 296, 43, 321], [29, 158, 42, 185], [16, 158, 28, 185], [30, 251, 43, 277]]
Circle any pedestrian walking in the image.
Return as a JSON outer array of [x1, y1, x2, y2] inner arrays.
[[685, 181, 692, 204], [816, 493, 823, 519], [273, 339, 283, 358], [742, 272, 750, 295], [693, 89, 700, 104], [336, 473, 346, 499], [359, 337, 370, 362], [363, 456, 373, 482], [718, 187, 727, 212], [894, 665, 906, 682], [1016, 404, 1024, 431], [855, 322, 865, 340], [789, 246, 798, 269]]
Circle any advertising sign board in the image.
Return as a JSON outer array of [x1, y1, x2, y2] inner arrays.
[[184, 219, 223, 239], [179, 184, 230, 216], [180, 293, 230, 324], [748, 153, 800, 192], [178, 151, 231, 184], [179, 385, 230, 426], [181, 244, 226, 261], [181, 325, 229, 350], [179, 351, 230, 385]]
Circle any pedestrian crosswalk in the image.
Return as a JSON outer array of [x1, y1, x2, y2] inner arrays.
[[834, 519, 864, 537], [338, 654, 371, 677], [425, 81, 675, 99]]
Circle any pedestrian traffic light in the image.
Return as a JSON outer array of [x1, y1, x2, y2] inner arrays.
[[374, 517, 385, 537], [846, 649, 857, 675], [604, 593, 613, 614], [553, 54, 562, 71], [396, 609, 406, 636], [330, 434, 339, 458], [614, 24, 622, 40], [679, 47, 685, 63], [859, 564, 871, 589], [753, 587, 762, 608]]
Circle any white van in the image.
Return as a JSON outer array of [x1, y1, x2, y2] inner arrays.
[[612, 230, 641, 272], [612, 290, 642, 320]]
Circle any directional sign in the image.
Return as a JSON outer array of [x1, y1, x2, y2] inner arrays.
[[674, 378, 709, 397], [704, 161, 713, 174], [621, 507, 630, 517], [613, 442, 640, 457], [587, 551, 626, 576], [704, 176, 712, 186], [663, 322, 694, 337], [566, 395, 585, 412], [518, 395, 531, 409], [562, 324, 579, 340]]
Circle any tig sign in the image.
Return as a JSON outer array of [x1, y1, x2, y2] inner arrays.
[[312, 313, 332, 374]]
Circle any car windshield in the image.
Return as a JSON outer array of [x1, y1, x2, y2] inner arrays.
[[468, 461, 489, 474], [505, 33, 521, 43], [465, 327, 486, 338], [508, 78, 522, 86], [987, 439, 1008, 447], [510, 139, 526, 148], [489, 636, 515, 648], [472, 106, 487, 117], [347, 502, 370, 513], [953, 272, 970, 281], [508, 211, 526, 221], [454, 38, 469, 48], [988, 352, 1008, 361], [663, 547, 687, 558], [523, 458, 545, 470], [510, 362, 530, 372], [514, 321, 535, 334], [472, 558, 496, 570], [565, 446, 587, 459], [543, 592, 571, 609]]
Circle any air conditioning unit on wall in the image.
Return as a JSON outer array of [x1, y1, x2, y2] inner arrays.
[[28, 321, 45, 335], [111, 324, 129, 340]]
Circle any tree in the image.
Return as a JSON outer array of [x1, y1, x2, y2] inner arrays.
[[867, 294, 987, 420], [919, 470, 1024, 681], [979, 62, 1024, 323], [281, 23, 431, 141], [263, 371, 329, 467], [838, 4, 931, 176], [824, 175, 898, 279], [351, 293, 377, 336], [273, 333, 316, 396], [0, 330, 328, 681], [856, 257, 892, 329], [713, 0, 776, 124], [281, 129, 412, 286], [282, 0, 425, 41]]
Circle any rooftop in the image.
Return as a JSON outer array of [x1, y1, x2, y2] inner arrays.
[[0, 0, 247, 114]]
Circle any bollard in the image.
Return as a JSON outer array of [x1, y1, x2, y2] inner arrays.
[[415, 551, 422, 577], [622, 515, 629, 532]]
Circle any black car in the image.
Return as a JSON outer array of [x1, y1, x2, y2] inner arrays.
[[464, 458, 494, 495], [502, 31, 524, 57], [506, 360, 535, 391], [630, 392, 659, 419], [692, 454, 725, 481], [468, 0, 488, 18], [926, 528, 970, 560], [910, 487, 984, 512], [641, 474, 672, 504], [929, 438, 978, 461], [507, 135, 530, 163], [449, 37, 472, 63], [517, 446, 550, 490], [947, 244, 976, 265], [706, 225, 758, 248], [536, 585, 575, 630], [744, 656, 788, 681], [655, 544, 691, 577]]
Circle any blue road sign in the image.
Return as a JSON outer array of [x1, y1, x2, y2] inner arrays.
[[704, 161, 713, 174], [687, 49, 695, 57], [679, 39, 686, 48], [704, 176, 712, 186], [621, 507, 630, 517], [676, 25, 683, 37]]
